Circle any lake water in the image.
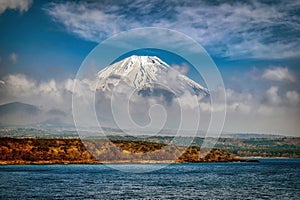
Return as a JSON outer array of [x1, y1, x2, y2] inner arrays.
[[0, 159, 299, 199]]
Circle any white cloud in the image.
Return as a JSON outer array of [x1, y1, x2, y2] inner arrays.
[[10, 52, 17, 63], [170, 1, 300, 59], [0, 73, 299, 135], [262, 67, 295, 82], [228, 102, 251, 114], [64, 78, 74, 93], [197, 85, 300, 135], [286, 91, 300, 105], [46, 2, 131, 42], [266, 86, 282, 105], [39, 79, 58, 94], [0, 74, 100, 110], [0, 74, 66, 109], [257, 105, 273, 116], [39, 79, 63, 102], [223, 86, 300, 135], [0, 0, 33, 14], [45, 1, 300, 59], [4, 74, 36, 96], [226, 88, 254, 103], [171, 63, 189, 75]]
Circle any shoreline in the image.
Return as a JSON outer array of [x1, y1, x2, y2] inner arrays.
[[1, 137, 299, 165], [3, 158, 300, 165], [0, 159, 262, 165], [0, 159, 257, 165], [240, 156, 300, 159]]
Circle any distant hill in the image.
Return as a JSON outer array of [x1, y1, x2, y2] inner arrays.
[[0, 102, 40, 115], [0, 102, 42, 126], [0, 102, 73, 128], [222, 133, 287, 139]]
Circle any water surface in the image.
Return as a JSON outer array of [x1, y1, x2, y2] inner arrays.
[[0, 159, 299, 199]]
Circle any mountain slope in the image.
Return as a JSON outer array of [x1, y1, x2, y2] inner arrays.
[[0, 102, 72, 127], [0, 102, 42, 125], [0, 102, 40, 116], [97, 55, 209, 97], [94, 55, 209, 130]]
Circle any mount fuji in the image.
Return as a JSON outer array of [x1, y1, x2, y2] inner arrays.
[[93, 55, 210, 130], [97, 55, 209, 100]]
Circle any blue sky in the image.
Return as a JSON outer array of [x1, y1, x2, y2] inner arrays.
[[0, 0, 299, 135]]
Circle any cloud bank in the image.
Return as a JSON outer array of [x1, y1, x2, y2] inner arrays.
[[45, 0, 300, 59], [0, 0, 33, 14], [262, 67, 295, 82], [0, 71, 299, 135]]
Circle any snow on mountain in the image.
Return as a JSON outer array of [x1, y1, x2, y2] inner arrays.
[[97, 55, 209, 98], [95, 55, 209, 130]]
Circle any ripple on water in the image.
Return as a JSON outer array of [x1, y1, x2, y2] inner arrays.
[[0, 159, 299, 199]]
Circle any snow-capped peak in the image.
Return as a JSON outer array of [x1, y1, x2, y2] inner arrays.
[[97, 55, 209, 96]]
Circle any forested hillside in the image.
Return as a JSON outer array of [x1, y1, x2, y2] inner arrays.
[[0, 138, 245, 164]]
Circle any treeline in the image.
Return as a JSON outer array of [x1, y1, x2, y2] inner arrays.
[[214, 138, 300, 158], [0, 138, 244, 164], [108, 136, 300, 158], [0, 138, 95, 163]]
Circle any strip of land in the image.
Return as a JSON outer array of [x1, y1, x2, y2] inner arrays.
[[1, 128, 299, 158], [0, 138, 251, 164]]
